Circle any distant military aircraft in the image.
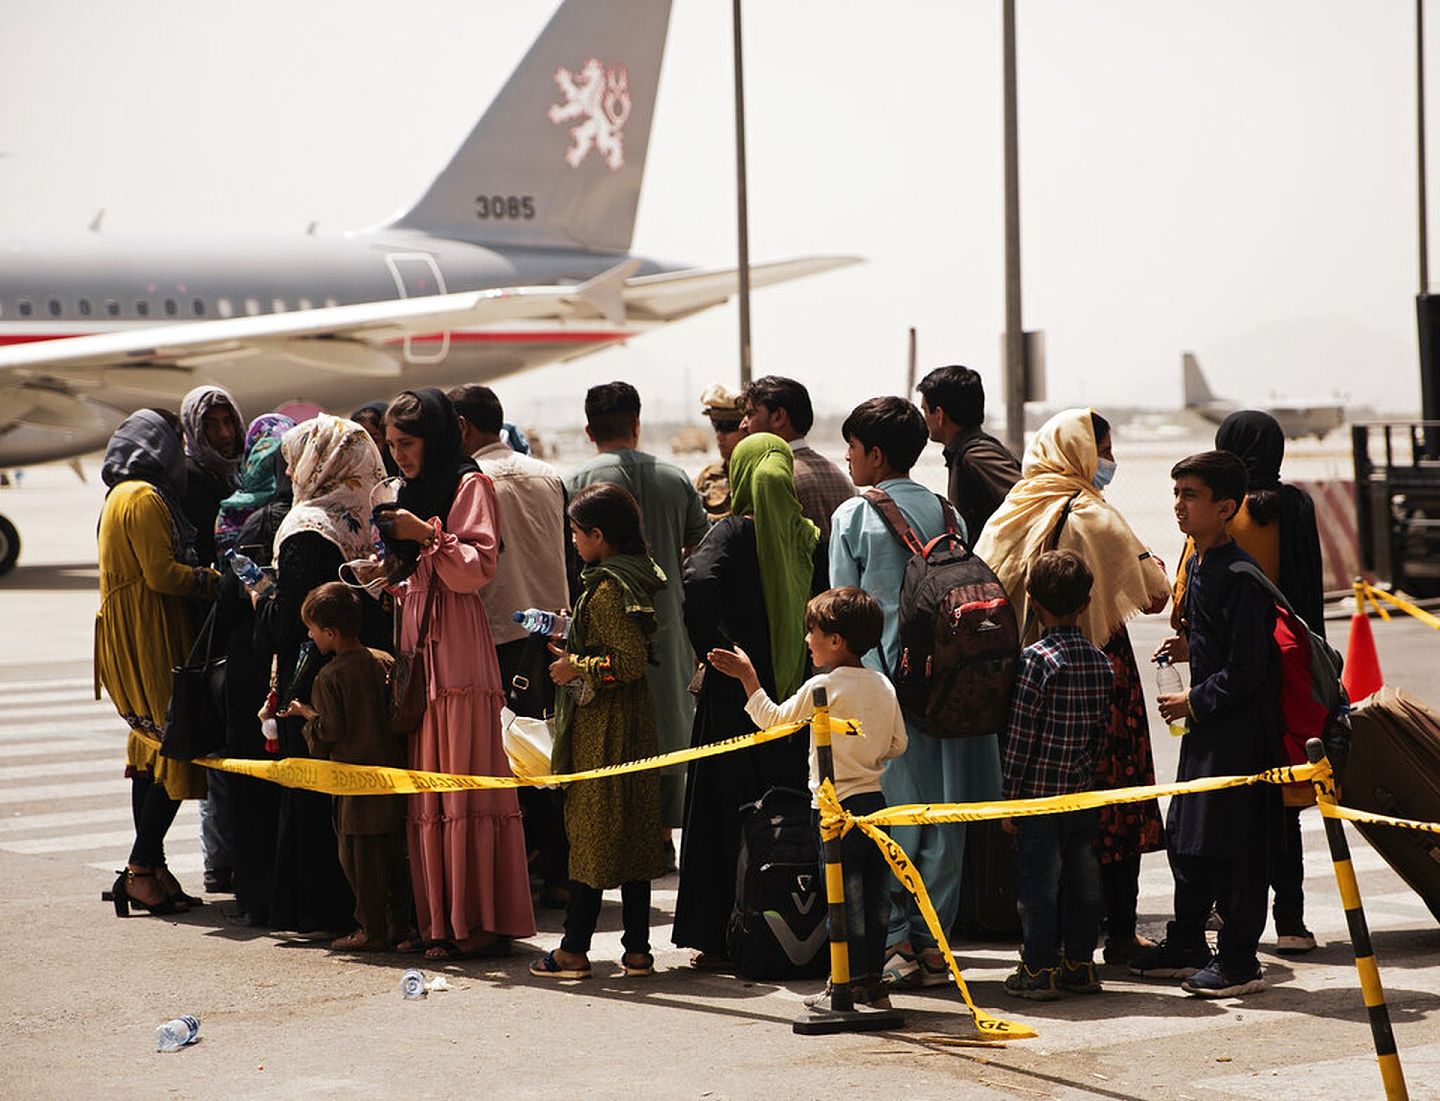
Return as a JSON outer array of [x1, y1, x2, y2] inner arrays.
[[1182, 353, 1346, 442], [0, 0, 857, 576]]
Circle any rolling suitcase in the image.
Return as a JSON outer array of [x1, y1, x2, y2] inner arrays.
[[1340, 686, 1440, 924], [952, 819, 1022, 940]]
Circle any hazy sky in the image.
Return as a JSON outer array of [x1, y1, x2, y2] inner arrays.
[[0, 0, 1429, 422]]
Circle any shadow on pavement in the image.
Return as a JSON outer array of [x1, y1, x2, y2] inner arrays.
[[0, 562, 100, 591]]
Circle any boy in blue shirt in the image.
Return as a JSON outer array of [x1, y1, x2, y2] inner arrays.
[[1001, 550, 1113, 1000], [829, 397, 1003, 988]]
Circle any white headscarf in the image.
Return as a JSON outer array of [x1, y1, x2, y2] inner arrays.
[[974, 408, 1170, 646], [273, 414, 385, 562]]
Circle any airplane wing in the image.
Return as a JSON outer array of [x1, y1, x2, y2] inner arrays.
[[624, 256, 862, 321]]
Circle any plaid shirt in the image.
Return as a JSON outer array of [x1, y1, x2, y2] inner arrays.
[[1002, 626, 1114, 800], [791, 442, 855, 541]]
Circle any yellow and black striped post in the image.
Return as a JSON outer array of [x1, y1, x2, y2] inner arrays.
[[793, 687, 904, 1035], [1306, 738, 1408, 1100]]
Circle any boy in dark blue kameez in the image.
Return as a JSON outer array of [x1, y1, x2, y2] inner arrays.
[[1132, 450, 1283, 998]]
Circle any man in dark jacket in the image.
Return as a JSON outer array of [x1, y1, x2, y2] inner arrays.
[[916, 365, 1021, 541], [1133, 450, 1283, 999]]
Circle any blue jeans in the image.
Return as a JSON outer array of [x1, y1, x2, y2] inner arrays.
[[814, 790, 891, 981], [1016, 808, 1102, 970]]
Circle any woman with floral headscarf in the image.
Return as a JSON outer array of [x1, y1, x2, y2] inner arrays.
[[254, 414, 389, 934], [379, 388, 535, 959], [96, 408, 220, 917], [213, 413, 294, 557], [976, 408, 1172, 966], [672, 432, 825, 963], [179, 384, 245, 568]]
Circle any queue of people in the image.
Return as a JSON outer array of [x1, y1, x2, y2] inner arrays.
[[93, 369, 1326, 1009]]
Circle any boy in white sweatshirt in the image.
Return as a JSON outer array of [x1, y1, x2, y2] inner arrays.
[[708, 586, 908, 1009]]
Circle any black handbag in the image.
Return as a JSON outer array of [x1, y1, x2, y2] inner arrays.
[[160, 604, 227, 761]]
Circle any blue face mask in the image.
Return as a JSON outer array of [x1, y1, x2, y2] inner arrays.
[[1093, 457, 1117, 490]]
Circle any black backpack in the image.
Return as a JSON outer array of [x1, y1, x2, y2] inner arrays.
[[726, 787, 829, 980], [864, 489, 1020, 737]]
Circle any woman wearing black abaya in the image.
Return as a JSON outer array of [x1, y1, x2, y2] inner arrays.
[[671, 433, 824, 964], [1172, 409, 1327, 954], [255, 414, 389, 933]]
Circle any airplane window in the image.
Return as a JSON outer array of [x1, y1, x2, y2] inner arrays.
[[298, 297, 313, 310], [136, 300, 149, 317], [217, 298, 233, 318], [324, 297, 338, 308], [48, 299, 62, 316], [78, 299, 92, 317], [244, 298, 260, 316], [164, 298, 177, 316], [192, 298, 205, 316], [18, 299, 32, 317], [105, 299, 119, 317], [272, 298, 287, 313]]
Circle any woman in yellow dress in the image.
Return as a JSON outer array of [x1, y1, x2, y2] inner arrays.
[[95, 408, 219, 916]]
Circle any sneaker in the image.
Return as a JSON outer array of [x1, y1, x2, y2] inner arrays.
[[1275, 929, 1318, 955], [1056, 958, 1102, 994], [1129, 938, 1212, 979], [1181, 959, 1266, 998], [1003, 963, 1060, 1001], [915, 947, 954, 987], [804, 979, 894, 1012]]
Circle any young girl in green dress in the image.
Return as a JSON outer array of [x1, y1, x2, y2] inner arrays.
[[530, 483, 668, 980]]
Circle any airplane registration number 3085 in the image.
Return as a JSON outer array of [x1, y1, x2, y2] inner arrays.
[[475, 194, 536, 220]]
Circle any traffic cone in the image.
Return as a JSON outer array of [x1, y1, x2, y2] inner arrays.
[[1342, 604, 1384, 703]]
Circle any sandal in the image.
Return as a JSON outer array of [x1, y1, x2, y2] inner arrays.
[[424, 935, 513, 961], [332, 930, 389, 952], [394, 936, 427, 955], [528, 950, 591, 980], [103, 868, 186, 917], [621, 952, 655, 976]]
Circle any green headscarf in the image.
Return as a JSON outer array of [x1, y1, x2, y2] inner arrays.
[[728, 432, 820, 699], [551, 551, 667, 772]]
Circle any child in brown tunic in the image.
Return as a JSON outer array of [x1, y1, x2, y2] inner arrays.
[[284, 582, 411, 950]]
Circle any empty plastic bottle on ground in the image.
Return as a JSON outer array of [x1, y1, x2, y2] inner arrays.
[[227, 550, 274, 596], [513, 608, 571, 640], [155, 1015, 201, 1052], [1156, 658, 1188, 737], [400, 968, 426, 999]]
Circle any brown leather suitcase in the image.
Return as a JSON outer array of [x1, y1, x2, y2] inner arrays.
[[1340, 686, 1440, 924]]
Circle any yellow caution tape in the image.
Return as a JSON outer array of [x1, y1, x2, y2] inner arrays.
[[1319, 801, 1440, 835], [1356, 580, 1440, 630], [817, 780, 1037, 1041], [133, 717, 838, 796]]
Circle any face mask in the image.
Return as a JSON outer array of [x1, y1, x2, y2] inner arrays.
[[1093, 457, 1117, 490]]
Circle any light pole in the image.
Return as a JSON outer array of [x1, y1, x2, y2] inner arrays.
[[1002, 0, 1026, 456], [733, 0, 754, 389]]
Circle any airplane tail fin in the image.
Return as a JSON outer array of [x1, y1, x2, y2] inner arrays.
[[387, 0, 671, 253], [1182, 352, 1216, 406]]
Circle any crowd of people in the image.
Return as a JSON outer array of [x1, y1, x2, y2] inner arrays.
[[91, 365, 1326, 1008]]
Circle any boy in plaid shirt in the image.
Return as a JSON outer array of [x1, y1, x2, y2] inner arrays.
[[1002, 549, 1114, 1000]]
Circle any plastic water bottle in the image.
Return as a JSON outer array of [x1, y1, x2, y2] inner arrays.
[[228, 550, 274, 596], [513, 608, 571, 640], [1156, 658, 1188, 738], [400, 968, 427, 999], [155, 1014, 201, 1052]]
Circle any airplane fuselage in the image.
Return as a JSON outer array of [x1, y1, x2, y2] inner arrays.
[[0, 229, 676, 462]]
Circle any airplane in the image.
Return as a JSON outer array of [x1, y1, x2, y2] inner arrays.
[[1182, 352, 1346, 442], [0, 0, 857, 577]]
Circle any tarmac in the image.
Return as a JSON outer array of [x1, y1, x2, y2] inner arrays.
[[1, 458, 1438, 1100]]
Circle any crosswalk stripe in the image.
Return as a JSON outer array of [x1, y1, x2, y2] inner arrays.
[[0, 758, 120, 781], [0, 805, 199, 834], [0, 704, 121, 724], [1, 828, 144, 854], [0, 689, 107, 707], [0, 677, 95, 695], [0, 779, 127, 805], [0, 737, 116, 760], [0, 720, 130, 742], [86, 852, 203, 875]]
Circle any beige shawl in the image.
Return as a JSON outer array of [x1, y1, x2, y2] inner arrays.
[[973, 408, 1170, 645]]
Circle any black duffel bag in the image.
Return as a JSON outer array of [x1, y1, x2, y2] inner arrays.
[[160, 604, 227, 761]]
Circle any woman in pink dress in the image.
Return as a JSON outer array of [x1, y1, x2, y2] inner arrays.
[[382, 387, 536, 960]]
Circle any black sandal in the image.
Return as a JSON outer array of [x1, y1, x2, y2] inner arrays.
[[103, 868, 186, 917]]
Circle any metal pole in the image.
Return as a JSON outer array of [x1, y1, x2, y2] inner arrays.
[[732, 0, 754, 388], [906, 326, 918, 396], [1001, 0, 1025, 456], [793, 687, 904, 1035], [1305, 738, 1409, 1100]]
